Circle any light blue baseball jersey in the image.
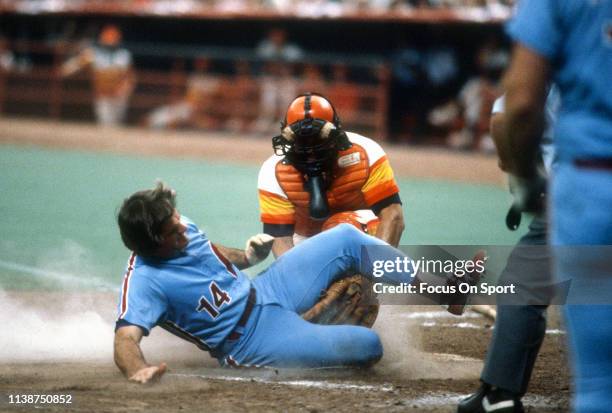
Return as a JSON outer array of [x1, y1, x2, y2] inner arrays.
[[116, 216, 251, 352], [506, 0, 612, 161]]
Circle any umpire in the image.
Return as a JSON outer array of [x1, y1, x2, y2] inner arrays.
[[457, 87, 560, 413]]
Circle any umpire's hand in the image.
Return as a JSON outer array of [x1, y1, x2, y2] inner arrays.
[[506, 172, 547, 230]]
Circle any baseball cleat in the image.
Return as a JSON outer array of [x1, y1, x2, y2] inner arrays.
[[445, 250, 486, 316], [457, 384, 525, 413]]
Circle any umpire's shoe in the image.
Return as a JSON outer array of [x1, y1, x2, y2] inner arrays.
[[446, 250, 486, 316], [457, 384, 525, 413]]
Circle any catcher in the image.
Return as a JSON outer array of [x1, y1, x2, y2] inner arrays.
[[257, 93, 402, 327], [258, 92, 404, 253]]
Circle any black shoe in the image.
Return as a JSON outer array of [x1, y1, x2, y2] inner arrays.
[[457, 384, 525, 413], [457, 384, 489, 413]]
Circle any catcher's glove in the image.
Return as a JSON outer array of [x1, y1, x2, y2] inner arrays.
[[301, 210, 380, 328], [301, 274, 379, 327]]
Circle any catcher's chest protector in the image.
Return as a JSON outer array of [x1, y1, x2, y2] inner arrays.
[[276, 144, 370, 236]]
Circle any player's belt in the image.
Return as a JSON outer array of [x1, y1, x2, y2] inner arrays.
[[574, 158, 612, 170], [227, 287, 257, 341]]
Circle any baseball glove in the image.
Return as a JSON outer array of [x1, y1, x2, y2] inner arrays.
[[300, 210, 380, 328], [301, 273, 379, 327]]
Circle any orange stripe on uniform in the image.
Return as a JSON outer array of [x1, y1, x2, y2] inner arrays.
[[261, 213, 296, 225], [370, 155, 389, 170], [258, 189, 289, 201], [259, 189, 295, 222], [363, 179, 400, 206], [361, 157, 399, 205]]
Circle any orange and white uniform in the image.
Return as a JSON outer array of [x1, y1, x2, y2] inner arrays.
[[258, 132, 400, 241]]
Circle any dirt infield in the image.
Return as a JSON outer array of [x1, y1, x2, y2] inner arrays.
[[0, 119, 568, 412], [0, 292, 569, 413]]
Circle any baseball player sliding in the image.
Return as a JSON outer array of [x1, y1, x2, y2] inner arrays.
[[113, 182, 483, 383]]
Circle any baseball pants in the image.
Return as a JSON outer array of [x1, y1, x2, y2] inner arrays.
[[217, 224, 416, 368], [552, 162, 612, 413], [481, 216, 550, 395]]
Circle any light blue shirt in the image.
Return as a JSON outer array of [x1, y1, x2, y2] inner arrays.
[[506, 0, 612, 161], [116, 217, 251, 351]]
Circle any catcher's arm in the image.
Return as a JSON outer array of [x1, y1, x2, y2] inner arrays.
[[114, 325, 167, 384], [214, 234, 274, 269], [374, 203, 404, 247], [214, 244, 250, 269]]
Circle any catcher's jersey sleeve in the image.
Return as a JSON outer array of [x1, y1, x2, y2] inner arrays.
[[348, 133, 400, 207], [116, 254, 167, 336], [258, 154, 296, 225]]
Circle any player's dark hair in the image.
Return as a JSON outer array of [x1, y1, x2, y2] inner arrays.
[[117, 181, 176, 257]]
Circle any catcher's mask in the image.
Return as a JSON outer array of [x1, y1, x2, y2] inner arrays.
[[272, 93, 351, 220], [272, 93, 351, 178]]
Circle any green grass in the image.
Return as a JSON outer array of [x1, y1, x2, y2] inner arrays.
[[0, 145, 523, 290]]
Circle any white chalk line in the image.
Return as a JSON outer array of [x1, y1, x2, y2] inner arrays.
[[429, 353, 480, 363], [402, 311, 481, 319], [421, 321, 482, 329], [169, 373, 394, 392], [0, 259, 117, 291], [418, 320, 566, 335], [169, 375, 565, 408]]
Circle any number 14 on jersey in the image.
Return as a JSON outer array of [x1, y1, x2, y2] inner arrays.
[[196, 282, 231, 318]]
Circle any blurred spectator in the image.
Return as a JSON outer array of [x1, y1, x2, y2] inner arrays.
[[253, 28, 303, 135], [423, 47, 459, 89], [146, 57, 221, 130], [255, 27, 303, 67], [59, 24, 135, 127], [299, 63, 326, 93], [391, 41, 459, 142], [184, 58, 224, 130], [428, 39, 507, 151], [5, 0, 514, 14], [223, 60, 259, 133], [0, 37, 15, 72], [214, 0, 262, 13], [327, 63, 361, 123], [293, 0, 347, 17]]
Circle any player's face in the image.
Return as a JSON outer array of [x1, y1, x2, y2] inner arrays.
[[156, 210, 188, 258]]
